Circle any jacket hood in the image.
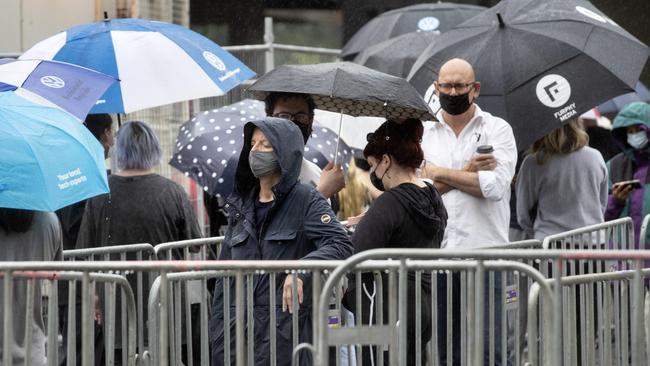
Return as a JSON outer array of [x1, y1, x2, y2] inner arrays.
[[389, 182, 447, 240], [611, 102, 650, 150], [234, 117, 304, 197]]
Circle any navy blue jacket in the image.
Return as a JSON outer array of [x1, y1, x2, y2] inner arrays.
[[210, 117, 353, 366]]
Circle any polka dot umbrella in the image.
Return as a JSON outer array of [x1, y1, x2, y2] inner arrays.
[[169, 99, 354, 198]]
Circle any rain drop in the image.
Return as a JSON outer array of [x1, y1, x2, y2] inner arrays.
[[193, 158, 198, 163], [226, 130, 232, 134], [198, 172, 203, 177], [217, 147, 223, 152], [229, 140, 235, 144], [218, 178, 224, 183], [212, 172, 217, 178], [203, 186, 209, 191], [202, 146, 207, 151], [187, 144, 192, 150], [213, 136, 219, 141], [207, 158, 212, 164], [221, 159, 227, 165]]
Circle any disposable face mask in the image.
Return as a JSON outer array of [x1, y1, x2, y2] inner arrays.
[[627, 131, 648, 150], [248, 151, 279, 178]]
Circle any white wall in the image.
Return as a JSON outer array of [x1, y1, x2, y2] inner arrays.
[[0, 0, 118, 55]]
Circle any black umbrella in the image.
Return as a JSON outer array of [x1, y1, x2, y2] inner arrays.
[[353, 31, 439, 78], [407, 0, 650, 151], [248, 62, 435, 121], [340, 2, 486, 60], [169, 99, 354, 198]]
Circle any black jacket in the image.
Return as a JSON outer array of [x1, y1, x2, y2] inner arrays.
[[210, 117, 353, 366]]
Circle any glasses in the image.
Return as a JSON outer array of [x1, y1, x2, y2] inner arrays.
[[273, 112, 311, 124], [436, 82, 476, 94]]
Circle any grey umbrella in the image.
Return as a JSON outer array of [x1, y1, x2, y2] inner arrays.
[[353, 31, 439, 78], [408, 0, 650, 151], [340, 2, 486, 60], [248, 62, 435, 121]]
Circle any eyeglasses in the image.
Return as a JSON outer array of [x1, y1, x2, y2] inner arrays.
[[436, 82, 476, 94], [273, 112, 311, 124]]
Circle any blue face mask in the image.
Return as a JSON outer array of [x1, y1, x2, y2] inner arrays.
[[627, 131, 648, 150]]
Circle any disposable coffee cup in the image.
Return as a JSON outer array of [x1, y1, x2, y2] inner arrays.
[[476, 145, 494, 154]]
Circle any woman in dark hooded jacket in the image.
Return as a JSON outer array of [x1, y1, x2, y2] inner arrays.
[[209, 117, 353, 366], [345, 118, 447, 365]]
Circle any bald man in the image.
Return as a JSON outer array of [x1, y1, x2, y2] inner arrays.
[[421, 59, 517, 365], [422, 58, 517, 248]]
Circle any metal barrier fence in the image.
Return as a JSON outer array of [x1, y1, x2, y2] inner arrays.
[[9, 248, 650, 366], [0, 270, 136, 366], [639, 214, 650, 250], [528, 267, 650, 366], [63, 243, 156, 359]]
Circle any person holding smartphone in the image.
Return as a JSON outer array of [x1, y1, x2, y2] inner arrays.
[[605, 102, 650, 248]]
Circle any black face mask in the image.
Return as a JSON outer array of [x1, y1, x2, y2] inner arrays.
[[369, 160, 390, 191], [294, 123, 312, 144], [439, 92, 472, 115]]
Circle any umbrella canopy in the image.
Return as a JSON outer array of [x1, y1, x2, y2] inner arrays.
[[0, 58, 117, 120], [341, 2, 486, 59], [408, 0, 650, 151], [0, 92, 109, 211], [169, 99, 354, 198], [313, 110, 384, 150], [353, 31, 439, 78], [598, 82, 650, 114], [248, 62, 435, 121], [20, 18, 255, 114]]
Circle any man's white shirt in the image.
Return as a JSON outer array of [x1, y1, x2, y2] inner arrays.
[[422, 105, 517, 249]]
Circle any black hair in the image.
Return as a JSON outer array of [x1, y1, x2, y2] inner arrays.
[[364, 118, 424, 169], [264, 92, 316, 117], [84, 114, 113, 141], [0, 208, 35, 234]]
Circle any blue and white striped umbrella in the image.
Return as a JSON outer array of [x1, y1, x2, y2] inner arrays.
[[21, 18, 255, 113], [0, 58, 117, 120]]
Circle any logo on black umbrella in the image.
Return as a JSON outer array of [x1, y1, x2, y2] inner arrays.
[[417, 17, 440, 32], [536, 74, 571, 108], [536, 74, 577, 122]]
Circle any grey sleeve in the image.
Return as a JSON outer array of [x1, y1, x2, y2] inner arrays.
[[516, 156, 537, 236], [301, 189, 353, 261]]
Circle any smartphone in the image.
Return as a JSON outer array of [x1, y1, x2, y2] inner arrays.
[[613, 179, 643, 190]]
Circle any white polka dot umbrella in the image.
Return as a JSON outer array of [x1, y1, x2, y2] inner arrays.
[[169, 99, 354, 198]]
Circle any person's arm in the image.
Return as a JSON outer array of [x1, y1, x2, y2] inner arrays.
[[351, 192, 398, 253], [424, 122, 517, 199], [515, 156, 536, 236], [599, 158, 609, 216], [317, 162, 346, 199], [604, 160, 630, 220], [283, 189, 353, 313], [301, 189, 353, 260]]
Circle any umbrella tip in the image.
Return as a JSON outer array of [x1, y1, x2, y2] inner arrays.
[[497, 13, 505, 28], [103, 11, 109, 21]]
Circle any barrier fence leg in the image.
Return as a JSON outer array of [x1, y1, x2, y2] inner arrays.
[[632, 260, 645, 365], [474, 261, 484, 366]]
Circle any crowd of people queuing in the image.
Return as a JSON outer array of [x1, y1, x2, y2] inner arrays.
[[2, 55, 650, 366]]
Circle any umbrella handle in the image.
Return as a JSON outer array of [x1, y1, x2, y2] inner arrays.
[[333, 110, 343, 166]]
